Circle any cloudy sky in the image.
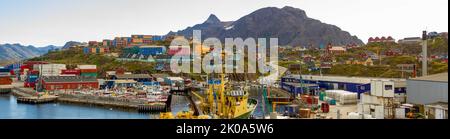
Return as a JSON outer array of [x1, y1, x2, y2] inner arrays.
[[0, 0, 448, 47]]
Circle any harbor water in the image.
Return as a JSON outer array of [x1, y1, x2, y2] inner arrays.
[[0, 94, 190, 119], [1, 88, 269, 119]]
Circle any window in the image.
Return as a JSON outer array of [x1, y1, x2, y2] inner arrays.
[[385, 85, 393, 90]]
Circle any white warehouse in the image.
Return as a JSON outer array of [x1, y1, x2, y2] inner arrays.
[[407, 72, 448, 105]]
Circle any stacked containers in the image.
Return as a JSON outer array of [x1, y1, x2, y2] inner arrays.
[[0, 68, 10, 76], [24, 70, 39, 88], [61, 69, 81, 76], [325, 90, 358, 105], [0, 68, 12, 85], [0, 77, 12, 85], [33, 64, 66, 77], [78, 65, 97, 78]]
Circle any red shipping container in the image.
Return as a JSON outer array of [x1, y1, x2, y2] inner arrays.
[[62, 69, 81, 75], [24, 82, 36, 88], [20, 65, 31, 72], [27, 70, 39, 75], [313, 97, 318, 105], [306, 97, 313, 104], [321, 103, 330, 113], [0, 77, 12, 85], [80, 69, 97, 73]]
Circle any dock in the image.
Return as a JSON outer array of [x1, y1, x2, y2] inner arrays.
[[17, 96, 58, 104], [0, 85, 12, 94], [57, 93, 140, 110], [137, 104, 167, 112]]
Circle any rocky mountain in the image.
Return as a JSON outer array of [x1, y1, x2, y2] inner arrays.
[[0, 43, 61, 62], [61, 41, 84, 50], [168, 6, 363, 47]]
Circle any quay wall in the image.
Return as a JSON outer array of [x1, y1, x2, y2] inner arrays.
[[56, 93, 144, 109]]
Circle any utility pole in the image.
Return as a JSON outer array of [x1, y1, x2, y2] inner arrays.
[[422, 31, 428, 77]]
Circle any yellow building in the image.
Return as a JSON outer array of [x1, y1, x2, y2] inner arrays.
[[346, 58, 373, 66]]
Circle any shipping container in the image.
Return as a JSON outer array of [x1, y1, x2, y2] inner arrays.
[[375, 106, 385, 119], [0, 77, 12, 85], [0, 68, 10, 73], [80, 73, 98, 77], [80, 69, 97, 73], [33, 64, 66, 71], [395, 108, 406, 119], [382, 81, 395, 98], [77, 65, 97, 69], [62, 69, 81, 75]]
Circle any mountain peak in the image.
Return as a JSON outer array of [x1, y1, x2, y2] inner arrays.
[[281, 6, 307, 18], [204, 14, 221, 24], [169, 6, 363, 47]]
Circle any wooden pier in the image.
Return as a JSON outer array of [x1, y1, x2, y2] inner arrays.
[[17, 96, 58, 104]]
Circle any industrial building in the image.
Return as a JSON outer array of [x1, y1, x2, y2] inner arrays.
[[42, 76, 99, 91], [281, 75, 407, 98], [407, 72, 448, 105]]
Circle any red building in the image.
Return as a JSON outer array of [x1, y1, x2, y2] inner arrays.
[[42, 76, 98, 91], [384, 49, 402, 56], [89, 41, 99, 47], [368, 36, 395, 43]]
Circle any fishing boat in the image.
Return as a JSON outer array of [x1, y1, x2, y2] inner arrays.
[[186, 74, 258, 119]]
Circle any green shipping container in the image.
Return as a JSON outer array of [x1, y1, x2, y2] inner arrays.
[[81, 73, 97, 77], [319, 91, 326, 101]]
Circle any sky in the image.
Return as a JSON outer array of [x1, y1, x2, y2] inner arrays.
[[0, 0, 448, 47]]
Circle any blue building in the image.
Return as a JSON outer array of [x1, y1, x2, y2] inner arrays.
[[139, 46, 166, 56], [281, 75, 407, 98], [152, 36, 163, 41], [83, 47, 90, 54]]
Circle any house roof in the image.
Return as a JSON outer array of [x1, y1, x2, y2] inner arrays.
[[115, 74, 152, 79], [409, 72, 448, 83], [425, 102, 448, 110], [43, 76, 97, 83]]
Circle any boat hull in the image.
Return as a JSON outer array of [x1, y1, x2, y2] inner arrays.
[[234, 98, 258, 119]]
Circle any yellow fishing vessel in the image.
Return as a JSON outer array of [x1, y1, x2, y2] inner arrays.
[[160, 74, 258, 119]]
